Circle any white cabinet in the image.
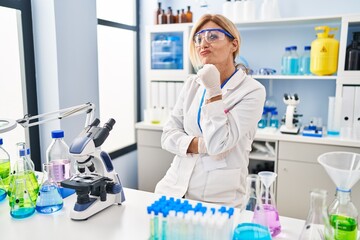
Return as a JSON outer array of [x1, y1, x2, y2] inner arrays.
[[277, 141, 360, 220]]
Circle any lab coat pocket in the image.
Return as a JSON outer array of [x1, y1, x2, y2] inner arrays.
[[203, 168, 241, 203]]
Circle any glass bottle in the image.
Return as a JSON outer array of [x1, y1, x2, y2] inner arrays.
[[299, 189, 334, 240], [288, 45, 299, 75], [158, 9, 167, 24], [46, 130, 75, 198], [270, 110, 279, 128], [0, 137, 11, 200], [186, 6, 193, 23], [154, 2, 161, 25], [299, 46, 311, 75], [281, 47, 291, 75], [16, 142, 35, 171], [253, 171, 281, 237], [166, 7, 174, 24], [9, 178, 35, 219], [8, 149, 39, 206], [258, 109, 267, 129], [328, 188, 358, 240], [174, 9, 180, 24], [36, 163, 63, 214], [179, 9, 187, 23]]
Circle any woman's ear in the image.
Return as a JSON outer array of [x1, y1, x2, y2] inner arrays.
[[232, 39, 239, 52]]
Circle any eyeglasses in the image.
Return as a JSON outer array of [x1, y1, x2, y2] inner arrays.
[[193, 28, 234, 47]]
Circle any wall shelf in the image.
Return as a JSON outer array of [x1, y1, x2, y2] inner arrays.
[[252, 75, 337, 80]]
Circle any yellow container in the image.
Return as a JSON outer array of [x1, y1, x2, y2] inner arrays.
[[310, 26, 339, 76]]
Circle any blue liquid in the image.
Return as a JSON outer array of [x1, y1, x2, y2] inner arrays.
[[0, 188, 6, 201], [10, 207, 35, 219], [36, 203, 63, 214], [288, 58, 299, 75], [233, 223, 272, 240]]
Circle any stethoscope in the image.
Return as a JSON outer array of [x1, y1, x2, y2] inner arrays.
[[197, 68, 238, 133]]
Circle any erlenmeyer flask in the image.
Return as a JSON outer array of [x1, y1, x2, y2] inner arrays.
[[299, 189, 334, 240], [9, 178, 35, 219], [36, 163, 63, 213], [253, 171, 281, 237], [8, 149, 39, 205], [0, 177, 7, 201]]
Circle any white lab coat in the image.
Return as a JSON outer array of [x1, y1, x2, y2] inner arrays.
[[155, 69, 266, 207]]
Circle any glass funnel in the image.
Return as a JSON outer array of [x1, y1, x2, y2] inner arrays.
[[299, 189, 334, 240], [36, 163, 63, 214], [253, 171, 281, 237]]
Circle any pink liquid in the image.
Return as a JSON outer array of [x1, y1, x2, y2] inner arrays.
[[49, 159, 71, 183], [253, 204, 281, 237]]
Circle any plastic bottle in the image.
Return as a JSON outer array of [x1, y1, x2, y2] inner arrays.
[[46, 130, 75, 198], [299, 46, 311, 75], [281, 47, 291, 75], [328, 188, 358, 240], [186, 6, 193, 23], [288, 46, 299, 75], [299, 189, 334, 240], [242, 0, 256, 21], [0, 137, 10, 201], [269, 110, 279, 128], [233, 0, 244, 23], [154, 2, 161, 25], [310, 26, 339, 76], [345, 32, 360, 70], [222, 0, 233, 22]]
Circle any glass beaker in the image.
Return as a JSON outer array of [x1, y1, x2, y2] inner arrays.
[[299, 189, 334, 240], [9, 178, 35, 219], [36, 163, 63, 213], [243, 174, 260, 212], [253, 171, 281, 237]]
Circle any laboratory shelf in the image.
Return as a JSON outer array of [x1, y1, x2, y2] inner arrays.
[[252, 75, 337, 80], [249, 152, 276, 162]]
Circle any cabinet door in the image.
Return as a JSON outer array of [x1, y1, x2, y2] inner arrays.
[[137, 146, 174, 192]]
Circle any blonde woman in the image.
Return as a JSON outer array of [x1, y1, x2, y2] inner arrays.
[[155, 14, 266, 207]]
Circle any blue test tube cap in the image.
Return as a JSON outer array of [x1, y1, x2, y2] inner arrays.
[[147, 206, 152, 214], [0, 137, 3, 145]]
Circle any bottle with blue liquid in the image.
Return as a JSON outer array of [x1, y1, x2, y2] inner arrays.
[[288, 46, 299, 75], [300, 46, 311, 75], [36, 163, 63, 214], [281, 47, 291, 75]]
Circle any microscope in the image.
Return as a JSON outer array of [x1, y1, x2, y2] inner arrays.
[[61, 118, 125, 220], [279, 93, 302, 134]]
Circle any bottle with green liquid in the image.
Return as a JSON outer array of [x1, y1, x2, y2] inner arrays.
[[8, 149, 39, 206], [328, 188, 358, 240], [0, 137, 11, 201]]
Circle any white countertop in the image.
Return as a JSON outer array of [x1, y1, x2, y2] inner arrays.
[[0, 187, 305, 240], [135, 121, 360, 148]]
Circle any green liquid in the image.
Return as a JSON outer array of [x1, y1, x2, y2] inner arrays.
[[0, 161, 10, 190], [330, 214, 358, 240], [8, 171, 39, 206]]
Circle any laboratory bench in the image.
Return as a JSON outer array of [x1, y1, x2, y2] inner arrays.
[[0, 187, 305, 240], [135, 121, 360, 220]]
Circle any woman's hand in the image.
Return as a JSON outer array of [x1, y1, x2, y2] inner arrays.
[[198, 64, 222, 99], [187, 137, 207, 154]]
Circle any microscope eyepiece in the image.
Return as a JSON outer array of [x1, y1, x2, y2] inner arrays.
[[104, 118, 116, 131]]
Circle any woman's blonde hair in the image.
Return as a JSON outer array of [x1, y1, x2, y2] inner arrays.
[[189, 14, 241, 71]]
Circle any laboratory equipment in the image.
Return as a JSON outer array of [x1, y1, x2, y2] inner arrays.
[[60, 118, 125, 220], [222, 0, 233, 22], [232, 223, 272, 240], [253, 171, 281, 237], [299, 46, 311, 75], [281, 47, 291, 75], [154, 2, 161, 24], [288, 46, 299, 75], [36, 163, 63, 214], [243, 174, 260, 212], [345, 32, 360, 70], [186, 6, 192, 23], [9, 178, 35, 219], [298, 189, 334, 240], [46, 129, 75, 198], [318, 152, 360, 240], [0, 137, 11, 196], [310, 26, 339, 76], [280, 93, 302, 134], [8, 149, 39, 205], [302, 118, 324, 137]]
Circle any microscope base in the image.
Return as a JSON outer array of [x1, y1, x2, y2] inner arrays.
[[279, 125, 300, 135], [70, 194, 120, 221]]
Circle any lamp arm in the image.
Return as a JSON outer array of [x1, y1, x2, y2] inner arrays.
[[16, 102, 96, 128]]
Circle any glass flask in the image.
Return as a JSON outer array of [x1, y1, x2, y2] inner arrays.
[[36, 163, 63, 214], [8, 149, 39, 206], [0, 137, 11, 200], [9, 178, 35, 219], [299, 189, 334, 240], [253, 171, 281, 237], [328, 188, 358, 240], [243, 174, 260, 212], [16, 142, 35, 171]]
